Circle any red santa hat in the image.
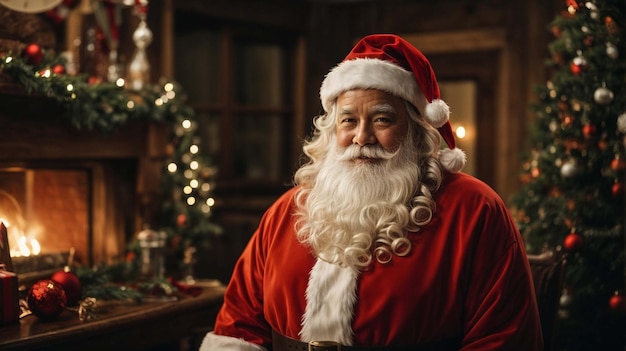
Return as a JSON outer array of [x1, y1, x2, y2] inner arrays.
[[320, 34, 466, 172]]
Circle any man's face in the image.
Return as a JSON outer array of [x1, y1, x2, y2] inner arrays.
[[335, 89, 410, 162]]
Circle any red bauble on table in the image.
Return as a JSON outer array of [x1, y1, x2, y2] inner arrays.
[[51, 269, 83, 306], [27, 280, 67, 320], [563, 232, 583, 251]]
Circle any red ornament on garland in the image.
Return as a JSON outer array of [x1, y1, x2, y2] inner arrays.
[[24, 44, 43, 65], [563, 232, 583, 251], [52, 64, 65, 75], [27, 280, 67, 320], [51, 269, 82, 306]]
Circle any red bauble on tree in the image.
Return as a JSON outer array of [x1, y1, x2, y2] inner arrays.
[[23, 43, 43, 65], [612, 182, 623, 197], [563, 232, 584, 251], [582, 123, 596, 138], [609, 292, 625, 312], [51, 269, 82, 306], [27, 280, 67, 320]]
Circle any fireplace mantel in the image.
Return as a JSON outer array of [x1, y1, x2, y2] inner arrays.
[[0, 81, 170, 266]]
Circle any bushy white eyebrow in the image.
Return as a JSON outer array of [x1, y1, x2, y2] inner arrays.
[[370, 103, 396, 114]]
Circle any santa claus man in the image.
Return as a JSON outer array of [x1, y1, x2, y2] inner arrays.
[[200, 34, 542, 351]]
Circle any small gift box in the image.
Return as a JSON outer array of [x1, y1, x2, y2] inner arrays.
[[0, 269, 19, 325]]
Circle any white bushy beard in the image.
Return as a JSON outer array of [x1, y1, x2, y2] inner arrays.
[[300, 132, 421, 270]]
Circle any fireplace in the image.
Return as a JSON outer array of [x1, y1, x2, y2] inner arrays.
[[0, 83, 168, 279]]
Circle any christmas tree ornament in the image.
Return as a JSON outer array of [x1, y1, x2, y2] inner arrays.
[[610, 156, 626, 171], [617, 113, 626, 133], [563, 232, 584, 251], [27, 280, 67, 320], [51, 269, 82, 306], [594, 86, 614, 105], [23, 43, 43, 65], [606, 42, 619, 59], [605, 16, 618, 35], [560, 159, 579, 177], [611, 182, 623, 197], [585, 2, 599, 20], [609, 292, 625, 312], [570, 51, 588, 75], [582, 123, 596, 138]]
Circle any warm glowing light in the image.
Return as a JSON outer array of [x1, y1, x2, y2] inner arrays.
[[455, 126, 466, 139], [167, 163, 178, 172], [187, 197, 196, 206], [127, 100, 135, 109], [116, 78, 125, 87], [183, 186, 192, 194], [206, 198, 215, 206], [164, 82, 174, 91], [166, 91, 175, 99], [66, 84, 74, 91], [190, 179, 199, 188], [184, 170, 193, 179], [182, 119, 192, 129], [5, 56, 12, 63], [201, 183, 211, 192], [155, 98, 164, 106], [190, 161, 199, 170], [189, 145, 199, 154]]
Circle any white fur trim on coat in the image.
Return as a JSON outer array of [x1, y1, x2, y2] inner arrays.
[[199, 331, 267, 351], [300, 259, 359, 345]]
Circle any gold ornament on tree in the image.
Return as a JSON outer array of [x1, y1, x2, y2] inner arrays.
[[127, 0, 152, 90]]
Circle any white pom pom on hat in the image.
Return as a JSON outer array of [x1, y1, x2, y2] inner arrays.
[[319, 34, 466, 172]]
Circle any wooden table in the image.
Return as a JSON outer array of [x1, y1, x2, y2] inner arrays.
[[0, 280, 226, 351]]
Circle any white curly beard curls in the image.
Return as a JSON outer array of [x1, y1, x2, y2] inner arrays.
[[296, 127, 423, 270]]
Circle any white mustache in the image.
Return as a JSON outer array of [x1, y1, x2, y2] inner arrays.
[[335, 145, 398, 161]]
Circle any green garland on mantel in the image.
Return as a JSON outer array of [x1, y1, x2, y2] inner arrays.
[[1, 50, 222, 299], [0, 51, 192, 132]]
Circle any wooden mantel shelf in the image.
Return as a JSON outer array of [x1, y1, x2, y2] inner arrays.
[[0, 281, 226, 351]]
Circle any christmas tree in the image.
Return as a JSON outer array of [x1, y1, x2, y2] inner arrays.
[[510, 0, 626, 350]]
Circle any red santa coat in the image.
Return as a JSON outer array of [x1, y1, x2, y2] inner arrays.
[[209, 172, 543, 350]]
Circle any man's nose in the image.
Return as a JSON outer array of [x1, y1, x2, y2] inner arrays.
[[352, 125, 376, 146]]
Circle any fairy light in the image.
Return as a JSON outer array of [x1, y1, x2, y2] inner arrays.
[[164, 82, 174, 91], [127, 100, 135, 109], [201, 183, 211, 192], [183, 186, 193, 194], [5, 56, 12, 63], [182, 119, 192, 129], [116, 78, 125, 87], [184, 170, 193, 179], [167, 162, 178, 173], [165, 90, 175, 100], [154, 98, 163, 106], [206, 198, 215, 207], [189, 145, 199, 154], [190, 161, 199, 170], [190, 179, 199, 188], [187, 197, 196, 206], [66, 84, 74, 92]]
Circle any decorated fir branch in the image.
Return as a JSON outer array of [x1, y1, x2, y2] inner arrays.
[[510, 0, 626, 349], [1, 44, 222, 301]]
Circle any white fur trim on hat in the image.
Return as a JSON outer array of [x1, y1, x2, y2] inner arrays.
[[319, 58, 449, 128], [439, 148, 466, 173], [300, 259, 358, 345]]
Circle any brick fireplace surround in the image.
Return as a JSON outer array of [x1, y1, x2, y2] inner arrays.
[[0, 81, 168, 275]]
